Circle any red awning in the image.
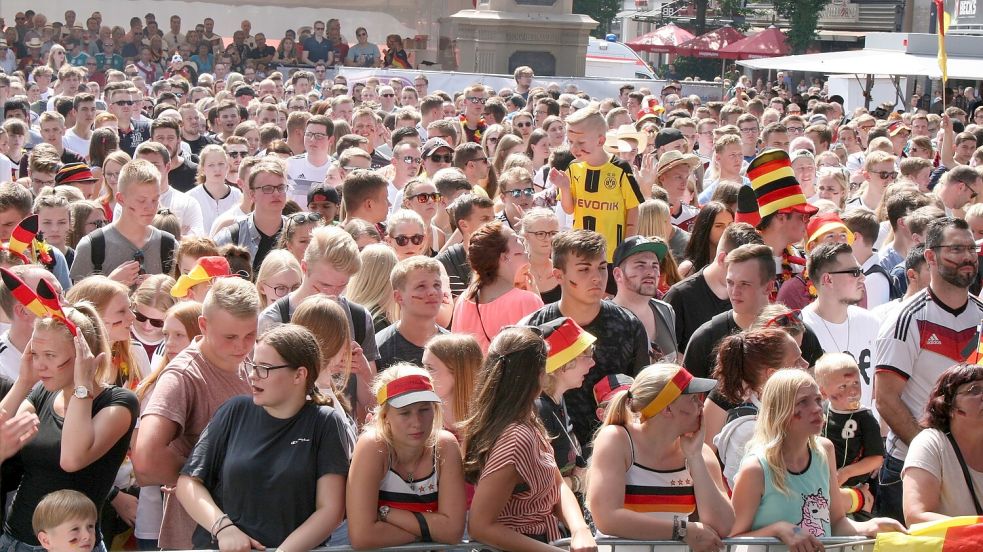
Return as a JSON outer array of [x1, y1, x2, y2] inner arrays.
[[674, 25, 745, 59], [625, 23, 695, 54], [718, 26, 790, 60]]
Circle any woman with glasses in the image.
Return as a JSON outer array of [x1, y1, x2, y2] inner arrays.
[[68, 200, 108, 250], [481, 124, 504, 159], [451, 221, 543, 353], [521, 208, 562, 304], [707, 328, 808, 486], [400, 178, 446, 255], [588, 364, 733, 551], [903, 363, 983, 523], [188, 145, 241, 234], [277, 211, 323, 262], [385, 209, 428, 261], [255, 249, 303, 309], [345, 244, 399, 332], [382, 34, 410, 69], [45, 44, 68, 75], [177, 325, 350, 551]]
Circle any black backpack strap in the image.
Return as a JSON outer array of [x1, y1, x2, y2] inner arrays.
[[275, 295, 291, 324], [90, 228, 106, 274], [864, 263, 901, 300], [159, 232, 176, 275]]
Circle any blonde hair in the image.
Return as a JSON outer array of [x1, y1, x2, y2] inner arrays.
[[65, 276, 139, 387], [291, 296, 352, 414], [345, 244, 399, 325], [118, 158, 161, 195], [370, 363, 444, 448], [131, 274, 176, 312], [425, 334, 482, 429], [136, 301, 203, 401], [746, 369, 825, 495], [202, 276, 260, 319], [195, 144, 228, 184], [602, 363, 685, 427], [254, 249, 302, 306], [636, 199, 673, 241], [304, 225, 361, 275], [565, 106, 607, 135], [32, 490, 97, 535], [33, 301, 113, 386], [385, 209, 426, 237], [813, 352, 860, 388]]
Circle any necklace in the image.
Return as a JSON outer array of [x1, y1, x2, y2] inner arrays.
[[392, 448, 426, 491], [819, 311, 850, 354]]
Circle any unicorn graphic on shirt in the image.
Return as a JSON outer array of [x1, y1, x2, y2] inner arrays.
[[799, 489, 830, 537]]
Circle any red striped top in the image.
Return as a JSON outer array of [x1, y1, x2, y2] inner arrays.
[[480, 423, 562, 542]]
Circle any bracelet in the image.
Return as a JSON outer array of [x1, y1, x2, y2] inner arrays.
[[411, 511, 432, 543], [214, 523, 235, 538], [210, 514, 230, 538]]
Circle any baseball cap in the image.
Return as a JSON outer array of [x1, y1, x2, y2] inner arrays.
[[171, 257, 231, 298], [376, 374, 441, 408], [654, 128, 685, 150], [422, 137, 452, 159], [308, 183, 340, 206], [593, 374, 634, 405], [612, 235, 668, 268]]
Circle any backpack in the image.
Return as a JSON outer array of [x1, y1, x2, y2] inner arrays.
[[714, 400, 761, 489], [89, 228, 175, 276], [864, 263, 902, 301], [274, 295, 367, 346]]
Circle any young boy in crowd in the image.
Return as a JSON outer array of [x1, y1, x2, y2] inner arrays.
[[33, 490, 98, 552], [551, 107, 644, 268], [816, 352, 884, 517]]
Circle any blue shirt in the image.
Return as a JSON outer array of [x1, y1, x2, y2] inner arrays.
[[302, 36, 333, 63]]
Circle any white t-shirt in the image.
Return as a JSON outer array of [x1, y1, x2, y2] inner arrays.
[[211, 205, 250, 237], [114, 187, 205, 237], [903, 428, 983, 517], [803, 306, 881, 410], [286, 153, 331, 206], [861, 254, 892, 309], [0, 331, 23, 381], [187, 184, 243, 238], [63, 129, 92, 160]]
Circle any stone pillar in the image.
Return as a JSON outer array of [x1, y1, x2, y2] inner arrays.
[[449, 0, 598, 76]]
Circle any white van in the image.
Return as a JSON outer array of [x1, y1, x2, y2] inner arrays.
[[585, 37, 657, 80]]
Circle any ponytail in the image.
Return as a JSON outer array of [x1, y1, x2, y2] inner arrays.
[[601, 389, 634, 427]]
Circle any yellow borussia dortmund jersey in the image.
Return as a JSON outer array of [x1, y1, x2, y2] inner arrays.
[[563, 156, 644, 261]]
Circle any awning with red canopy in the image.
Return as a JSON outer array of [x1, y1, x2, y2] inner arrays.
[[718, 26, 790, 60], [625, 23, 696, 54], [675, 25, 746, 59]]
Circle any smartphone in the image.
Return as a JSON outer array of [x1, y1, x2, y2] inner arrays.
[[133, 251, 146, 276]]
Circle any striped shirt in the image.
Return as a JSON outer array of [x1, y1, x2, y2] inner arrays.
[[480, 423, 562, 541], [378, 447, 439, 513]]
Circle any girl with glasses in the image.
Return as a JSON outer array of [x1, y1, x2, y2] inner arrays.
[[254, 249, 303, 309], [385, 209, 428, 261], [520, 208, 562, 304], [401, 177, 446, 255], [130, 274, 177, 368], [177, 325, 350, 551], [481, 124, 504, 159], [68, 200, 108, 251]]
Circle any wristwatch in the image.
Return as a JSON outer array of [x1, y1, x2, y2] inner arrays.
[[73, 386, 92, 399], [677, 518, 688, 541], [378, 505, 391, 522]]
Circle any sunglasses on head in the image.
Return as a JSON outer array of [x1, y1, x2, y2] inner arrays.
[[392, 234, 425, 246], [289, 212, 322, 224], [132, 308, 164, 328], [764, 309, 803, 329]]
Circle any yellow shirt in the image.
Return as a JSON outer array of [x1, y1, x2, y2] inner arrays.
[[563, 156, 644, 261]]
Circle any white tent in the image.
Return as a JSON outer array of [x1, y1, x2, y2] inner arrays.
[[736, 32, 983, 80]]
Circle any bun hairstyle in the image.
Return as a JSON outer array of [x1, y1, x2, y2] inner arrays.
[[34, 301, 113, 386]]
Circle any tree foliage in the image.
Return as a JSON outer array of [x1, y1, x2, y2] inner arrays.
[[772, 0, 825, 53], [573, 0, 622, 37]]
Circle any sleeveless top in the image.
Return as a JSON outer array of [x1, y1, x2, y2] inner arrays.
[[751, 447, 832, 537], [378, 446, 440, 513], [595, 427, 695, 543]]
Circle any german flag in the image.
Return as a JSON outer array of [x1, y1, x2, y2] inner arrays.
[[624, 485, 697, 514], [0, 268, 49, 319], [35, 278, 77, 336], [964, 322, 983, 364], [874, 516, 983, 552]]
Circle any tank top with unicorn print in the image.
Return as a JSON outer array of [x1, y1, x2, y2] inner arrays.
[[750, 446, 832, 537]]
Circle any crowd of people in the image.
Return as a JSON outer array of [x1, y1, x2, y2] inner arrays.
[[0, 7, 981, 552]]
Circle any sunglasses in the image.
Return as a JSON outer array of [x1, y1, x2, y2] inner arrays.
[[132, 309, 164, 328], [381, 93, 396, 98], [227, 150, 248, 158], [827, 267, 864, 278], [428, 154, 453, 163], [466, 96, 486, 104], [113, 100, 136, 106], [402, 156, 422, 165], [873, 171, 897, 180], [505, 187, 535, 198], [408, 192, 442, 204], [764, 309, 803, 329], [392, 234, 425, 246], [515, 121, 533, 128]]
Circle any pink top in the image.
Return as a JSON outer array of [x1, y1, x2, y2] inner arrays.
[[451, 287, 544, 352]]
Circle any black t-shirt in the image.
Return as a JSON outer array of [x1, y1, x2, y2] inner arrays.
[[435, 244, 471, 299], [182, 395, 350, 548], [535, 393, 585, 476], [169, 157, 200, 193], [248, 45, 276, 60], [0, 376, 18, 529], [823, 407, 884, 487], [683, 310, 825, 379], [254, 226, 281, 272], [61, 148, 86, 165], [119, 121, 151, 157], [664, 268, 730, 353], [540, 285, 561, 305], [185, 134, 218, 157], [525, 301, 649, 455], [375, 324, 448, 372], [5, 385, 138, 544]]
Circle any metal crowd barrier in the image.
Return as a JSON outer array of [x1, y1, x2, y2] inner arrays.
[[171, 536, 876, 552]]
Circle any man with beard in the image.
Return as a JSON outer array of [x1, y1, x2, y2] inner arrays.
[[611, 236, 678, 363], [151, 117, 198, 193], [802, 243, 881, 411], [874, 217, 983, 523]]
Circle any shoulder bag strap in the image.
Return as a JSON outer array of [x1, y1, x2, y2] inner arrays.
[[946, 432, 983, 515]]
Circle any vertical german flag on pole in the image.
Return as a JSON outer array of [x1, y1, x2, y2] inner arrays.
[[875, 517, 983, 552], [936, 0, 950, 84]]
